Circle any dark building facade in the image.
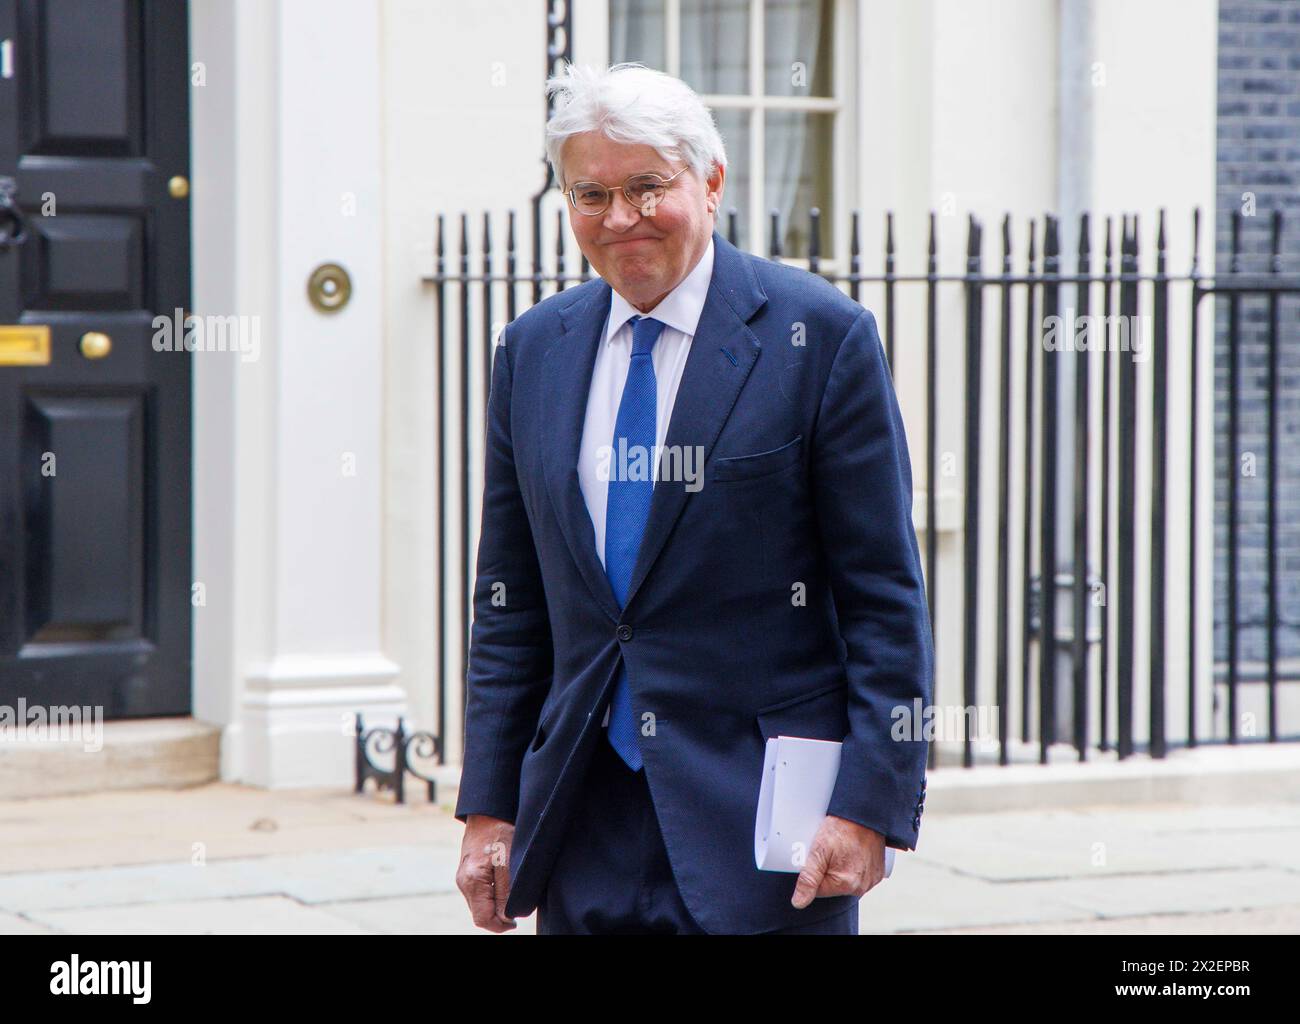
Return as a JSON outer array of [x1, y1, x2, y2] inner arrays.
[[1214, 0, 1300, 685]]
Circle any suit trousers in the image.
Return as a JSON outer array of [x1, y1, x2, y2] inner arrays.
[[535, 731, 860, 935]]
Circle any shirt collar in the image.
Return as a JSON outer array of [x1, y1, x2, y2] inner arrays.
[[603, 237, 715, 345]]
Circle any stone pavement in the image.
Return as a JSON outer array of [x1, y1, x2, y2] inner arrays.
[[1, 771, 1298, 935]]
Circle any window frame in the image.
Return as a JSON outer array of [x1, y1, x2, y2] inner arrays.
[[584, 0, 857, 269]]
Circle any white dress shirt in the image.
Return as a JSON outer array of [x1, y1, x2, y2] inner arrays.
[[578, 237, 715, 571]]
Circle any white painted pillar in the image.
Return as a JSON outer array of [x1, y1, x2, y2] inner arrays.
[[192, 0, 404, 787]]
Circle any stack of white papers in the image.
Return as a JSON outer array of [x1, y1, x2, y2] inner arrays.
[[754, 735, 897, 877]]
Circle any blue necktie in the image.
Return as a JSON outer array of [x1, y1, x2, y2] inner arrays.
[[604, 315, 665, 771]]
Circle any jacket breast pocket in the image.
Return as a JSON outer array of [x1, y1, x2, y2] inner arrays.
[[711, 434, 803, 483], [755, 682, 849, 743]]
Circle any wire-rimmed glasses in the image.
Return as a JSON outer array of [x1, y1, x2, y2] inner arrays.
[[563, 166, 689, 216]]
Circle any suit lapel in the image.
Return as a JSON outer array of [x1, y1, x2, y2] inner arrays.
[[541, 281, 623, 622], [625, 232, 766, 609], [540, 231, 767, 620]]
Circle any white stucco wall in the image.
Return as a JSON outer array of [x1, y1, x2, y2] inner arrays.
[[381, 0, 550, 764]]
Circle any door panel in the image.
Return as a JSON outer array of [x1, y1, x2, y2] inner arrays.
[[0, 0, 191, 718]]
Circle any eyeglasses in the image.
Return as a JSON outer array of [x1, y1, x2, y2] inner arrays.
[[563, 167, 689, 216]]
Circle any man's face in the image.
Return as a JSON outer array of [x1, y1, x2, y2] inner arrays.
[[561, 131, 724, 312]]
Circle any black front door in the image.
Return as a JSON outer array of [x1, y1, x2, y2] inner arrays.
[[0, 0, 191, 717]]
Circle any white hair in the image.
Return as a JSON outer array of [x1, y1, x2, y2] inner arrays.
[[544, 62, 727, 188]]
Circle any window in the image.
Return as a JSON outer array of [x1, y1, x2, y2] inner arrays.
[[610, 0, 841, 257]]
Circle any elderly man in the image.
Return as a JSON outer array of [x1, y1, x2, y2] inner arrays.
[[454, 62, 933, 935]]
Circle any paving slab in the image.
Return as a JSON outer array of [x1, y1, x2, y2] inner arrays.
[[914, 803, 1300, 881], [0, 857, 278, 913], [320, 892, 538, 935], [0, 783, 458, 874], [1023, 867, 1300, 919], [927, 904, 1300, 934], [27, 895, 374, 935], [0, 910, 56, 935], [857, 857, 1095, 934], [262, 845, 460, 904], [0, 844, 460, 914]]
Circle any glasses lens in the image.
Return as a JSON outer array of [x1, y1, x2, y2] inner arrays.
[[571, 184, 609, 214], [625, 174, 667, 212]]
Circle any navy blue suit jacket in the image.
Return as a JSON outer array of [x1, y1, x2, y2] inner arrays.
[[454, 230, 934, 934]]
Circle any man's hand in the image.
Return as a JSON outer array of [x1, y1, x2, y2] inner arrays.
[[456, 814, 517, 932], [791, 814, 887, 909]]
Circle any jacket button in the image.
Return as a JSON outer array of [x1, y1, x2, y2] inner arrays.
[[617, 624, 633, 641]]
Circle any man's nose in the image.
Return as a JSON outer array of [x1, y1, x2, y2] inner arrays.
[[601, 188, 643, 231]]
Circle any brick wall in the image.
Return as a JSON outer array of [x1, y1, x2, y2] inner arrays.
[[1214, 0, 1300, 678]]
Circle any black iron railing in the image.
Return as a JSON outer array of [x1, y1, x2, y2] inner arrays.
[[354, 715, 440, 804], [426, 202, 1300, 769]]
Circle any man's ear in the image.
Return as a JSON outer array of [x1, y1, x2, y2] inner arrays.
[[706, 163, 726, 215]]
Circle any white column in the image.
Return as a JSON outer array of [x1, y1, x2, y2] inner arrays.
[[192, 0, 403, 788]]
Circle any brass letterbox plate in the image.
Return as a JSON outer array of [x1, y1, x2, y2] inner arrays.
[[0, 325, 51, 366]]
